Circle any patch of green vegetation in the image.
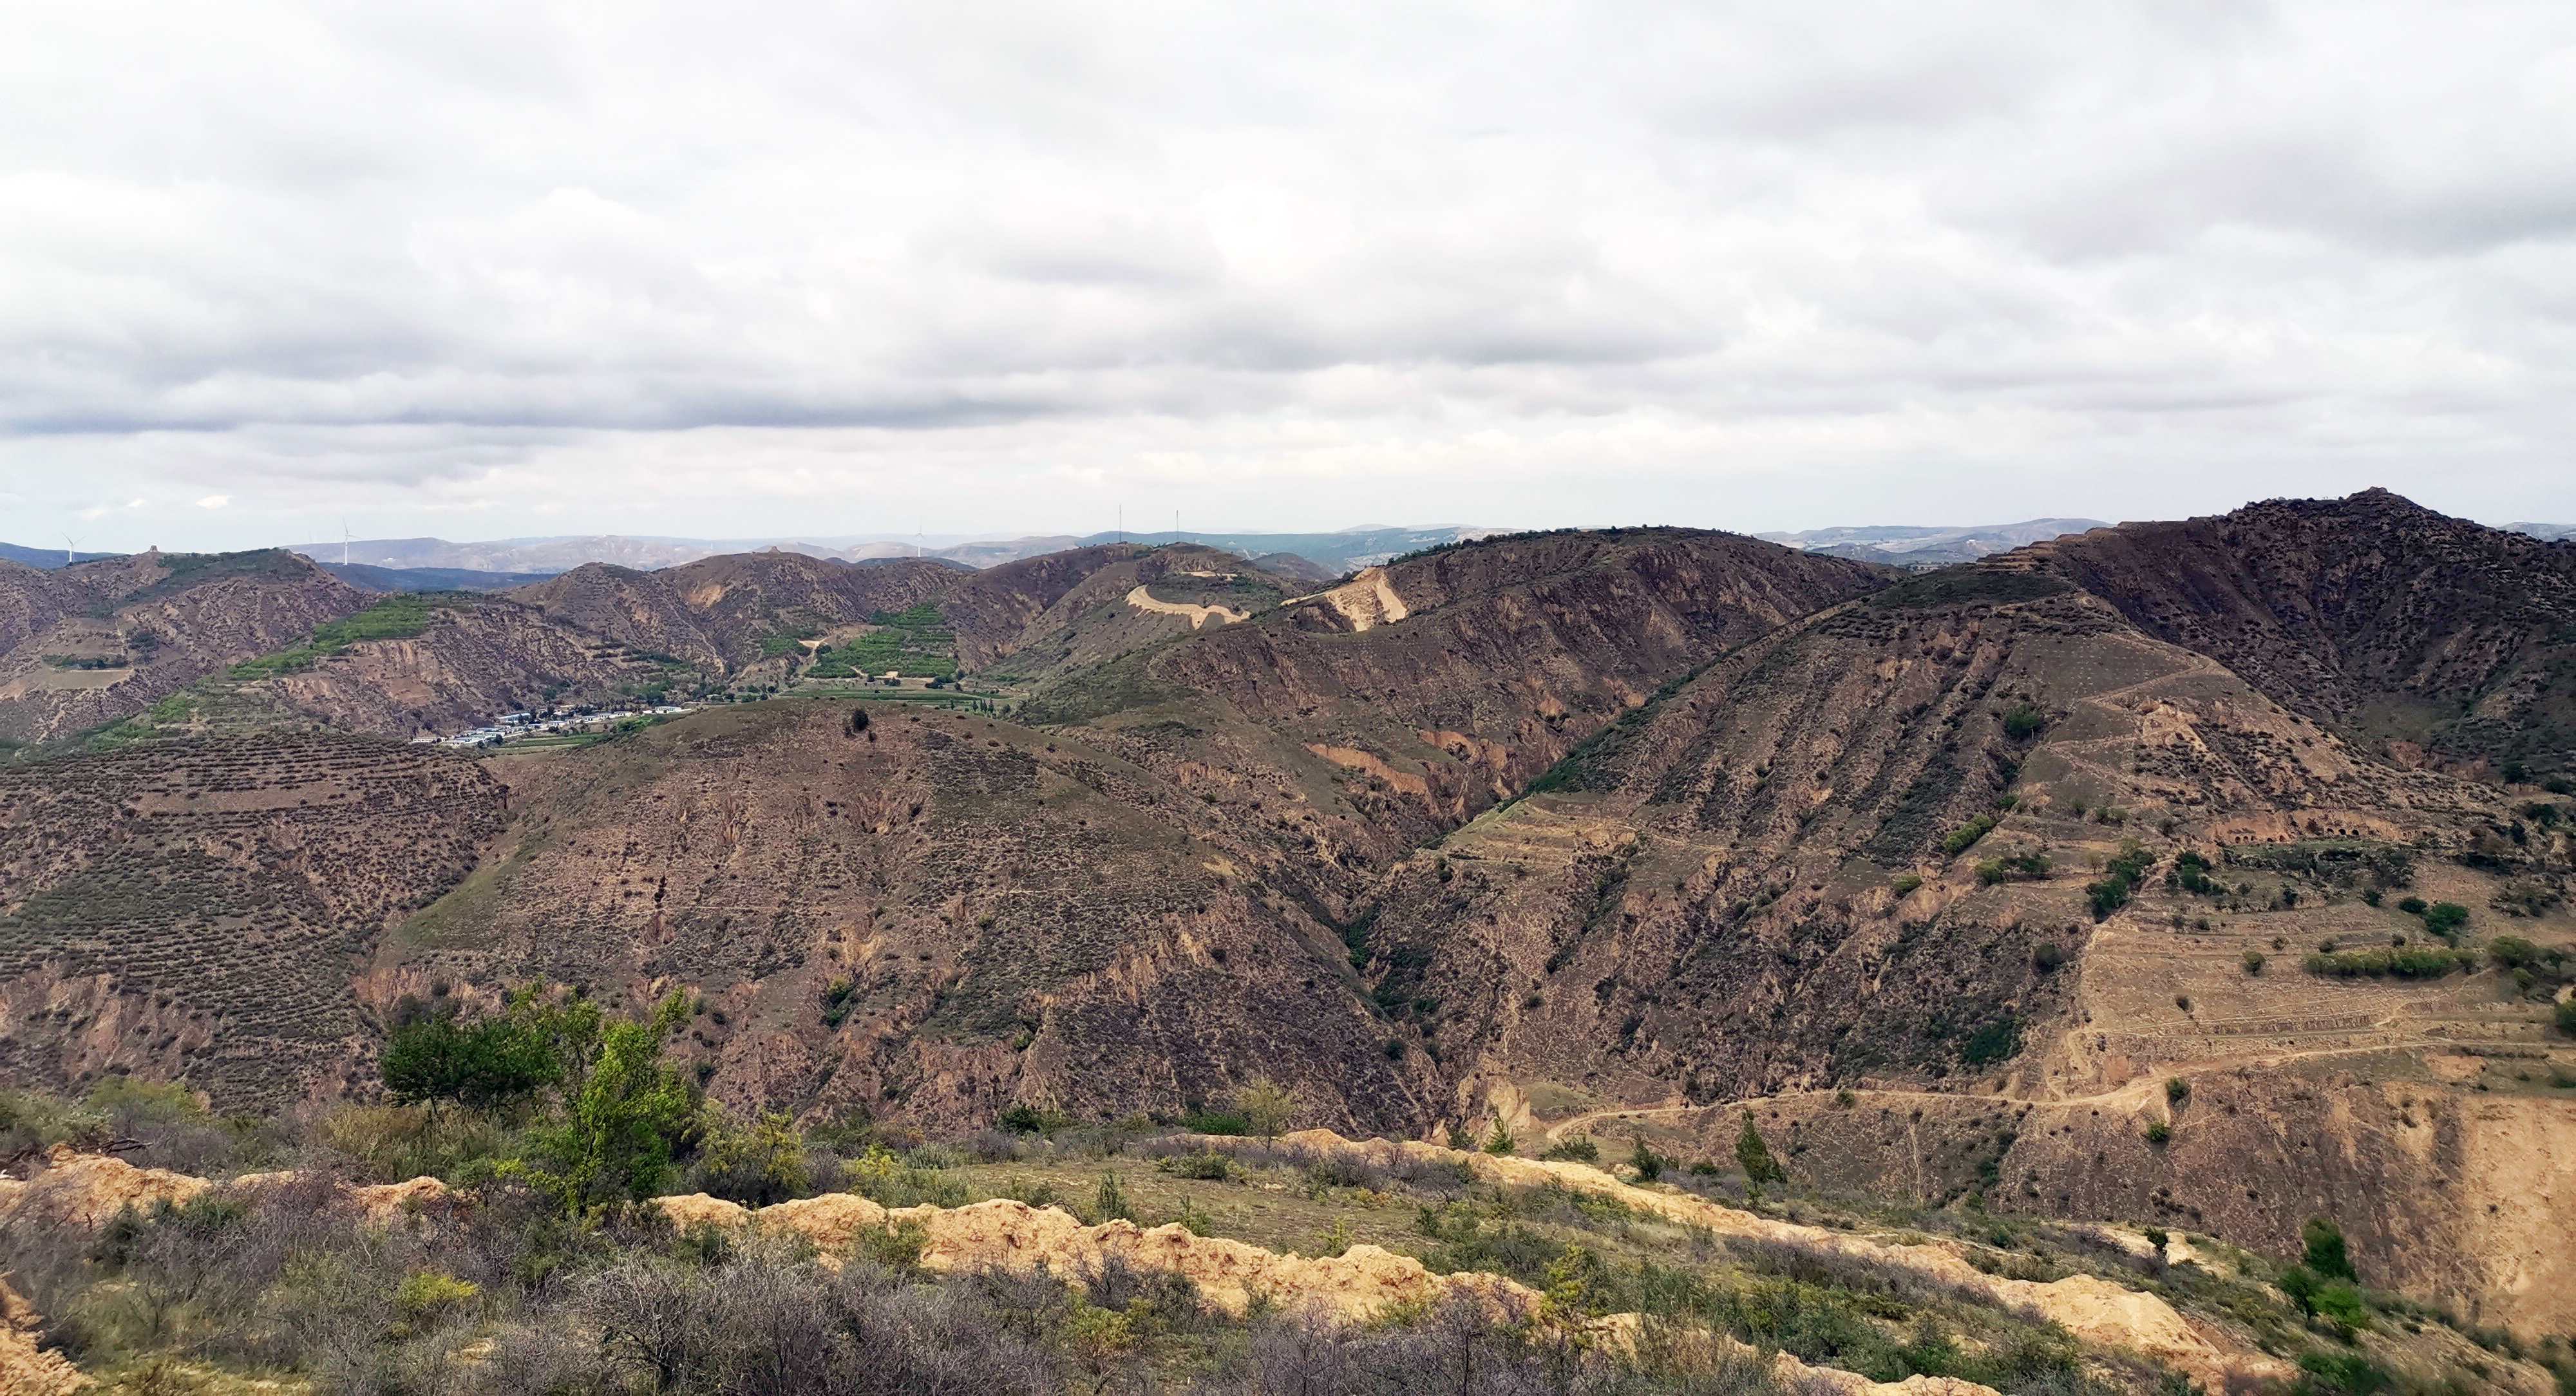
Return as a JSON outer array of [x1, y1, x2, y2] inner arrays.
[[2085, 839, 2155, 921], [1973, 851, 2050, 885], [1018, 648, 1184, 724], [1940, 812, 1998, 856], [1958, 1015, 2021, 1068], [804, 605, 960, 678], [221, 592, 472, 680], [91, 549, 300, 616], [1866, 568, 2070, 610], [2302, 947, 2479, 978]]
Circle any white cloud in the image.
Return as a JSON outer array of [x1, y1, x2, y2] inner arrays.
[[1, 0, 2573, 549], [196, 495, 229, 509]]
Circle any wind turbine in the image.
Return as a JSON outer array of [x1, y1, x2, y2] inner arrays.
[[61, 533, 80, 566], [341, 519, 353, 567]]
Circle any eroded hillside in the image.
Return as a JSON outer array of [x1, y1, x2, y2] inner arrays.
[[0, 735, 508, 1103], [2034, 489, 2576, 777], [0, 549, 372, 748], [6, 505, 2573, 1345]]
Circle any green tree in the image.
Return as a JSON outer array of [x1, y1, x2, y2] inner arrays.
[[2302, 1215, 2356, 1281], [381, 1001, 560, 1124], [524, 992, 696, 1214], [2313, 1280, 2372, 1336], [2279, 1265, 2320, 1316], [692, 1108, 812, 1206], [1238, 1076, 1295, 1143], [1736, 1110, 1786, 1194], [1628, 1135, 1663, 1183]]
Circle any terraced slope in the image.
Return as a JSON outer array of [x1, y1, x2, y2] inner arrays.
[[2033, 489, 2576, 776], [379, 699, 1439, 1137], [0, 735, 508, 1104], [1341, 552, 2575, 1334], [511, 552, 965, 671], [0, 550, 372, 748], [89, 591, 686, 744]]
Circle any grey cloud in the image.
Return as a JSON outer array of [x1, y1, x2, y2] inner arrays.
[[2, 0, 2573, 542]]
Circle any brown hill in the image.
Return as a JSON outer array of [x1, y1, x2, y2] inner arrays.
[[0, 550, 371, 748], [2031, 489, 2576, 777], [942, 543, 1311, 680], [0, 734, 508, 1104], [6, 511, 2573, 1337], [1023, 529, 1895, 912], [1335, 549, 2573, 1335], [513, 552, 964, 670]]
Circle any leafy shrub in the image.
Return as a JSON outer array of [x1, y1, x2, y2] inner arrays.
[[2164, 1078, 2190, 1104], [2143, 1121, 2171, 1144], [1540, 1136, 1599, 1163], [1959, 1015, 2021, 1066], [1734, 1112, 1785, 1187], [2243, 950, 2266, 975], [1154, 1149, 1235, 1182], [820, 977, 857, 1028], [2002, 703, 2046, 740], [2560, 999, 2576, 1037], [2421, 901, 2470, 939], [2314, 1279, 2372, 1334], [1889, 874, 1924, 897], [1182, 1110, 1247, 1136], [2085, 840, 2155, 920], [2302, 947, 2477, 978], [2298, 1348, 2392, 1395], [1976, 851, 2051, 885], [2029, 941, 2068, 973], [2170, 851, 2219, 896], [692, 1110, 813, 1207], [1941, 814, 1999, 856], [2396, 896, 2428, 915], [1630, 1136, 1664, 1184], [2486, 936, 2545, 970], [2304, 1216, 2356, 1281]]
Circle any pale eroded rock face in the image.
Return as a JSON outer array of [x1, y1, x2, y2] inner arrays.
[[1280, 1131, 2291, 1395], [0, 1146, 209, 1228], [650, 1190, 1528, 1321], [0, 1276, 88, 1396]]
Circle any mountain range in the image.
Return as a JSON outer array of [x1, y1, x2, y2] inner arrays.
[[1, 489, 2573, 1343], [276, 526, 1496, 578]]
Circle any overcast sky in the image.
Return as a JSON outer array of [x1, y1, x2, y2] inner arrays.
[[4, 0, 2573, 551]]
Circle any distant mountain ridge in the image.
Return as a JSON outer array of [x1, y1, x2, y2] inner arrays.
[[0, 541, 124, 570], [1755, 518, 2109, 567], [286, 525, 1495, 577]]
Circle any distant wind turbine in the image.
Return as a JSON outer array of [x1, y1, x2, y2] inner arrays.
[[62, 533, 80, 566], [341, 519, 352, 567]]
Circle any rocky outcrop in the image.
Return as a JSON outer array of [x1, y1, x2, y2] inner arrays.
[[0, 1145, 211, 1227], [1278, 1131, 2287, 1395], [0, 1276, 86, 1396]]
